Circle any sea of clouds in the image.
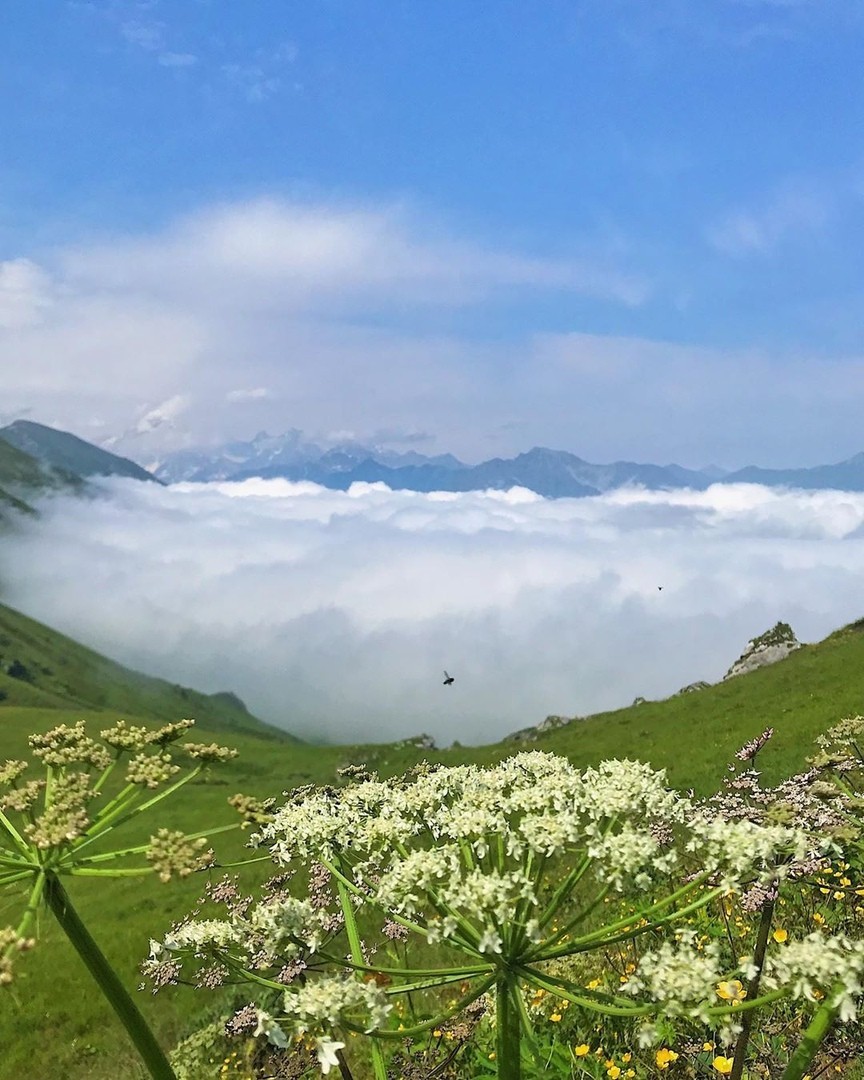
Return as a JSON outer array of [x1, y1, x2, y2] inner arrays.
[[5, 478, 864, 745]]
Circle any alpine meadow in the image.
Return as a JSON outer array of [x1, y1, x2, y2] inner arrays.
[[5, 4, 864, 1078]]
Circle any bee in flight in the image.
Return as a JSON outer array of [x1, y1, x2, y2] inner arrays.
[[443, 670, 455, 686]]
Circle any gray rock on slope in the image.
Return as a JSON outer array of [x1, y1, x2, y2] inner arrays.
[[722, 621, 801, 680]]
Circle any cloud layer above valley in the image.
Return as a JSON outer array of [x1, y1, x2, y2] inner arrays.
[[4, 479, 864, 745]]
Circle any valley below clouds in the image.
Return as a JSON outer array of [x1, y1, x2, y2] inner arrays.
[[5, 478, 864, 745]]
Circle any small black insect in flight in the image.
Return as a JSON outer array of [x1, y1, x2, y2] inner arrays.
[[443, 670, 455, 686]]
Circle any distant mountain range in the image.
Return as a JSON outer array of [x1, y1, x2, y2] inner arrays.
[[151, 429, 864, 499], [7, 420, 864, 503]]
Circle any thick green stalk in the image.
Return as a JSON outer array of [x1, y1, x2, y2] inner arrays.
[[729, 895, 775, 1080], [43, 873, 176, 1080], [781, 986, 843, 1080], [336, 879, 387, 1080], [496, 972, 522, 1080], [16, 869, 46, 940]]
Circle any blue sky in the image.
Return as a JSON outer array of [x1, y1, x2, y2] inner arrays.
[[2, 0, 864, 466]]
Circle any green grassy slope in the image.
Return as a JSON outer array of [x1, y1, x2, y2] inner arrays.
[[0, 435, 83, 497], [527, 620, 864, 791], [0, 419, 159, 483], [2, 616, 864, 1076], [0, 601, 294, 740]]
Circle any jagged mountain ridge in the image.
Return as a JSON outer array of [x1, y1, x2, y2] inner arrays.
[[155, 435, 714, 498], [153, 429, 864, 498], [8, 419, 864, 499]]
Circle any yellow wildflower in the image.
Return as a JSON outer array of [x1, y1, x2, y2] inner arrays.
[[716, 979, 747, 1003], [656, 1048, 679, 1069], [713, 1056, 734, 1074], [773, 928, 788, 943], [574, 1044, 591, 1057]]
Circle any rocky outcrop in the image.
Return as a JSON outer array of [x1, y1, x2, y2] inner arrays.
[[395, 733, 437, 750], [507, 714, 577, 743], [723, 621, 801, 681], [675, 681, 711, 695]]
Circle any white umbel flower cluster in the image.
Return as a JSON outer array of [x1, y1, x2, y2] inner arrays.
[[286, 973, 393, 1034], [765, 932, 864, 1021], [622, 936, 725, 1019]]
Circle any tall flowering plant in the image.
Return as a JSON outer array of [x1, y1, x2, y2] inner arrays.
[[146, 753, 864, 1080], [0, 719, 238, 1080]]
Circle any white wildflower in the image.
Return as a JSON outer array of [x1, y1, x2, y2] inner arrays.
[[286, 974, 392, 1034], [765, 933, 864, 1021], [315, 1037, 345, 1075], [253, 1008, 289, 1048]]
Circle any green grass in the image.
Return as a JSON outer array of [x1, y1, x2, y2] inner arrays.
[[3, 610, 864, 1076], [0, 437, 82, 498], [0, 601, 293, 739]]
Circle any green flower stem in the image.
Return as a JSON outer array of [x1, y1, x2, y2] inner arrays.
[[535, 882, 726, 962], [16, 869, 46, 940], [533, 819, 618, 937], [781, 983, 844, 1080], [92, 757, 120, 794], [511, 977, 540, 1061], [78, 765, 204, 854], [344, 973, 497, 1040], [68, 867, 154, 877], [531, 882, 612, 957], [458, 838, 477, 871], [0, 806, 30, 856], [43, 873, 176, 1080], [510, 851, 549, 954], [319, 855, 435, 940], [222, 956, 286, 993], [702, 989, 787, 1019], [74, 822, 238, 867], [383, 970, 485, 995], [335, 958, 494, 979], [729, 894, 776, 1080], [496, 971, 522, 1080], [0, 869, 32, 886], [0, 851, 33, 868], [391, 839, 484, 952], [43, 764, 55, 810], [335, 878, 386, 1080], [86, 782, 138, 828], [205, 854, 271, 869], [517, 965, 654, 1017]]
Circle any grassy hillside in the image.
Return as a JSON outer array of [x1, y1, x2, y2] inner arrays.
[[0, 419, 159, 484], [0, 435, 83, 498], [0, 601, 293, 740], [525, 618, 864, 791], [2, 614, 864, 1077]]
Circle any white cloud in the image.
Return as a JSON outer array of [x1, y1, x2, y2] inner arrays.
[[225, 387, 273, 403], [5, 479, 864, 746], [0, 197, 658, 459], [707, 183, 830, 256], [4, 196, 864, 468], [0, 259, 54, 329], [134, 394, 190, 434]]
